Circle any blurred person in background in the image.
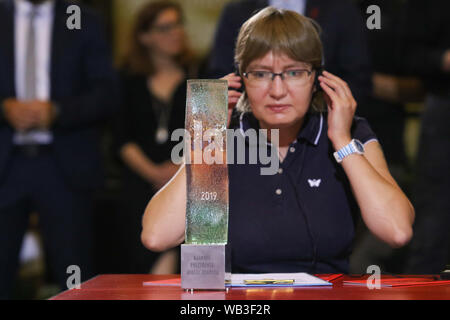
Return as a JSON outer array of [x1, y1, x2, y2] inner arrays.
[[0, 0, 118, 298], [113, 1, 197, 274], [401, 0, 450, 274], [207, 0, 372, 106]]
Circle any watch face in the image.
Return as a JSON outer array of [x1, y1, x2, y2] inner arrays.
[[354, 140, 364, 153]]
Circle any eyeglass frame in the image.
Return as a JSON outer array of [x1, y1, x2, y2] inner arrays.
[[151, 21, 184, 33], [242, 69, 314, 85]]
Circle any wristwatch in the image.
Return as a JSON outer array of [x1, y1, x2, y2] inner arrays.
[[333, 139, 365, 163]]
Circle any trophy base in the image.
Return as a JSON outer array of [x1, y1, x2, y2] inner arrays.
[[181, 244, 230, 290]]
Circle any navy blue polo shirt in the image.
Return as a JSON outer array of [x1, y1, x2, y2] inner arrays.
[[227, 111, 378, 274]]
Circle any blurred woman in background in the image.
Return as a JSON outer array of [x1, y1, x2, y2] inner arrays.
[[114, 1, 196, 274]]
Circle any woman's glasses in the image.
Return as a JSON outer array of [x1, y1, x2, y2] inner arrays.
[[152, 21, 183, 34], [243, 69, 313, 87]]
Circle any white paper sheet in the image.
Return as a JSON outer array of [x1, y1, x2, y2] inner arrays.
[[229, 273, 331, 287]]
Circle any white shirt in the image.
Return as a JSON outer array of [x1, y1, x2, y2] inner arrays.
[[269, 0, 306, 15], [14, 0, 54, 144]]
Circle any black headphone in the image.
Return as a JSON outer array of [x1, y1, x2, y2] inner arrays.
[[313, 66, 324, 93], [233, 63, 245, 93]]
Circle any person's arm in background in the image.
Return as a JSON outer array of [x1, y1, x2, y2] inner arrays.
[[1, 98, 40, 131], [119, 144, 179, 190]]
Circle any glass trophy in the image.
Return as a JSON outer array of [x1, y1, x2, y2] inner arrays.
[[181, 80, 230, 290]]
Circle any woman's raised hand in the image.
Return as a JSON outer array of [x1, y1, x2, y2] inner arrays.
[[319, 71, 357, 150]]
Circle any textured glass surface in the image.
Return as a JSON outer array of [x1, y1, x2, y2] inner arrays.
[[185, 80, 229, 245]]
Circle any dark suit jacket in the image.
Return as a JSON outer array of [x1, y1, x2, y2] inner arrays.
[[0, 0, 118, 190], [208, 0, 373, 104], [400, 0, 450, 96]]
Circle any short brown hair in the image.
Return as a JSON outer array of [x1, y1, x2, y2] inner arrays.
[[234, 7, 325, 113], [123, 1, 193, 76]]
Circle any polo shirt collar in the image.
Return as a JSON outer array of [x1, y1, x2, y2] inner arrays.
[[239, 111, 324, 146], [297, 112, 324, 146]]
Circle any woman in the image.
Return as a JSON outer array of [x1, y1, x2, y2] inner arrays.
[[114, 1, 195, 274], [141, 7, 415, 274]]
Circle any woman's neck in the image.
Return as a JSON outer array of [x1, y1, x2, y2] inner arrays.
[[147, 53, 184, 103], [151, 52, 180, 74], [259, 118, 304, 147]]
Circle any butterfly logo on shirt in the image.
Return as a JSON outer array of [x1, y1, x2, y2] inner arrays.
[[308, 179, 322, 188]]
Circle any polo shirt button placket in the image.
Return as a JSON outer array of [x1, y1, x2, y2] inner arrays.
[[275, 188, 282, 195]]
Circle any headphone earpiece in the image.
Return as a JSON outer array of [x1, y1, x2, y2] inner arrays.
[[234, 63, 245, 93], [314, 67, 323, 92]]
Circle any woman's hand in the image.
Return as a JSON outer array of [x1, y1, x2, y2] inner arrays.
[[220, 73, 243, 127], [319, 71, 357, 150]]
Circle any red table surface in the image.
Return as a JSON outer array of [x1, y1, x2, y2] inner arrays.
[[50, 274, 450, 300]]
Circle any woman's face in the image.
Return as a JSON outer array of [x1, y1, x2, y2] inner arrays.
[[140, 8, 185, 57], [244, 51, 315, 130]]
